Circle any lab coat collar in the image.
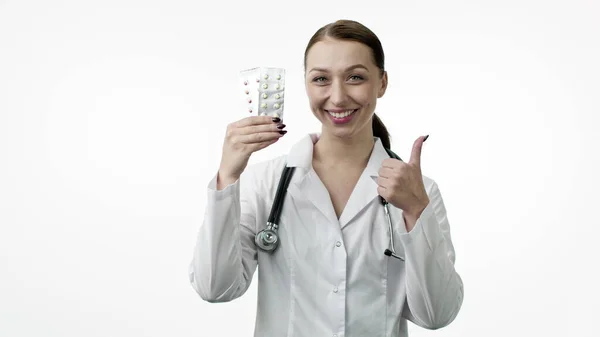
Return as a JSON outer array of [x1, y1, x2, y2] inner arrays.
[[347, 135, 393, 227], [285, 133, 391, 171], [285, 133, 394, 228], [284, 133, 319, 169]]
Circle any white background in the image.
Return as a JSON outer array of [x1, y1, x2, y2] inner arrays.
[[1, 0, 598, 336]]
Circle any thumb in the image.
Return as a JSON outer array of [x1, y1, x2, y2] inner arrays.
[[409, 135, 429, 166]]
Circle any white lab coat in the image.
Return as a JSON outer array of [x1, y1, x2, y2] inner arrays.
[[189, 133, 464, 337]]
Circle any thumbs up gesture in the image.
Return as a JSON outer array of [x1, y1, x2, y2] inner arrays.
[[377, 135, 431, 229]]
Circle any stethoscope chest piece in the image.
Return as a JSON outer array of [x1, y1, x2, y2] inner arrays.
[[255, 223, 279, 252]]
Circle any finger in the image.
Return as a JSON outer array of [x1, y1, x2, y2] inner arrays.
[[378, 166, 395, 179], [236, 122, 285, 136], [376, 176, 391, 189], [226, 118, 285, 141], [409, 135, 429, 166], [381, 158, 402, 170], [236, 131, 285, 144], [250, 136, 280, 151], [231, 115, 281, 128], [377, 186, 390, 199]]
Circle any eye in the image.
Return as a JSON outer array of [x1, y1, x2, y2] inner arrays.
[[349, 75, 364, 81], [312, 76, 327, 83]]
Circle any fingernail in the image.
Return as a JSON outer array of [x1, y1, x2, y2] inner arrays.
[[279, 130, 287, 135], [272, 117, 281, 123], [423, 135, 429, 142], [277, 124, 286, 129]]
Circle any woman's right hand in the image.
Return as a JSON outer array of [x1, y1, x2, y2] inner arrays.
[[217, 116, 286, 189]]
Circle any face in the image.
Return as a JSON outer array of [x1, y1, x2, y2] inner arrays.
[[305, 37, 388, 140]]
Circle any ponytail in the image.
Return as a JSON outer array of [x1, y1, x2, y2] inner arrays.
[[372, 113, 391, 149]]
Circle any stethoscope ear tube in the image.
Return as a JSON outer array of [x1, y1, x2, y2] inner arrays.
[[381, 148, 405, 261], [381, 196, 405, 261], [384, 249, 405, 261]]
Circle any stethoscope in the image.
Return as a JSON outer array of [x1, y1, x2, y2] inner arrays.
[[255, 147, 405, 261]]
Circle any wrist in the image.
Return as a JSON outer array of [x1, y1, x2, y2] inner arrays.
[[216, 171, 240, 190], [404, 198, 429, 219], [403, 202, 427, 232]]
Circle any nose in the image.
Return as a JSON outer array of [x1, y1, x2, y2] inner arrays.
[[329, 80, 349, 106]]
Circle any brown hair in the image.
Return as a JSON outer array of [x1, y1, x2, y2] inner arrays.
[[303, 19, 391, 149]]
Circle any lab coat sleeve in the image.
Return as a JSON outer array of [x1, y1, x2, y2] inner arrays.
[[398, 180, 464, 329], [188, 169, 262, 303]]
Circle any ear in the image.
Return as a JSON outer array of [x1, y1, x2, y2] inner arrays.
[[377, 71, 388, 98]]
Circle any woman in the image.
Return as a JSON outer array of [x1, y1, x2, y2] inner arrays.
[[189, 19, 464, 337]]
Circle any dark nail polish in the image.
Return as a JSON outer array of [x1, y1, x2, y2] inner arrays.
[[272, 117, 281, 123], [277, 124, 286, 129], [279, 130, 287, 135], [423, 135, 429, 142]]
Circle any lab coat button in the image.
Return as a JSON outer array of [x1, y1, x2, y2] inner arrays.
[[333, 287, 338, 293], [335, 241, 341, 247]]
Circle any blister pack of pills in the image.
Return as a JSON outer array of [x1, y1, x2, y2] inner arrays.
[[239, 67, 286, 119]]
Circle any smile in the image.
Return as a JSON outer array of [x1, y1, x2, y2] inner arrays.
[[326, 109, 358, 119]]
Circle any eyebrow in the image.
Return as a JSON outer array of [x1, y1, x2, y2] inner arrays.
[[308, 64, 369, 73]]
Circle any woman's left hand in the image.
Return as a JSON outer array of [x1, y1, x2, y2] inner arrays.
[[377, 135, 430, 230]]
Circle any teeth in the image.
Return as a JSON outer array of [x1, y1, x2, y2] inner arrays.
[[328, 109, 356, 118]]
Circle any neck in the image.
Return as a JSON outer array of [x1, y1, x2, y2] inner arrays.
[[313, 129, 375, 169]]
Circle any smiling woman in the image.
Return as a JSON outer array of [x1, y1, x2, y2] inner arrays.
[[304, 20, 391, 149], [189, 19, 464, 337]]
